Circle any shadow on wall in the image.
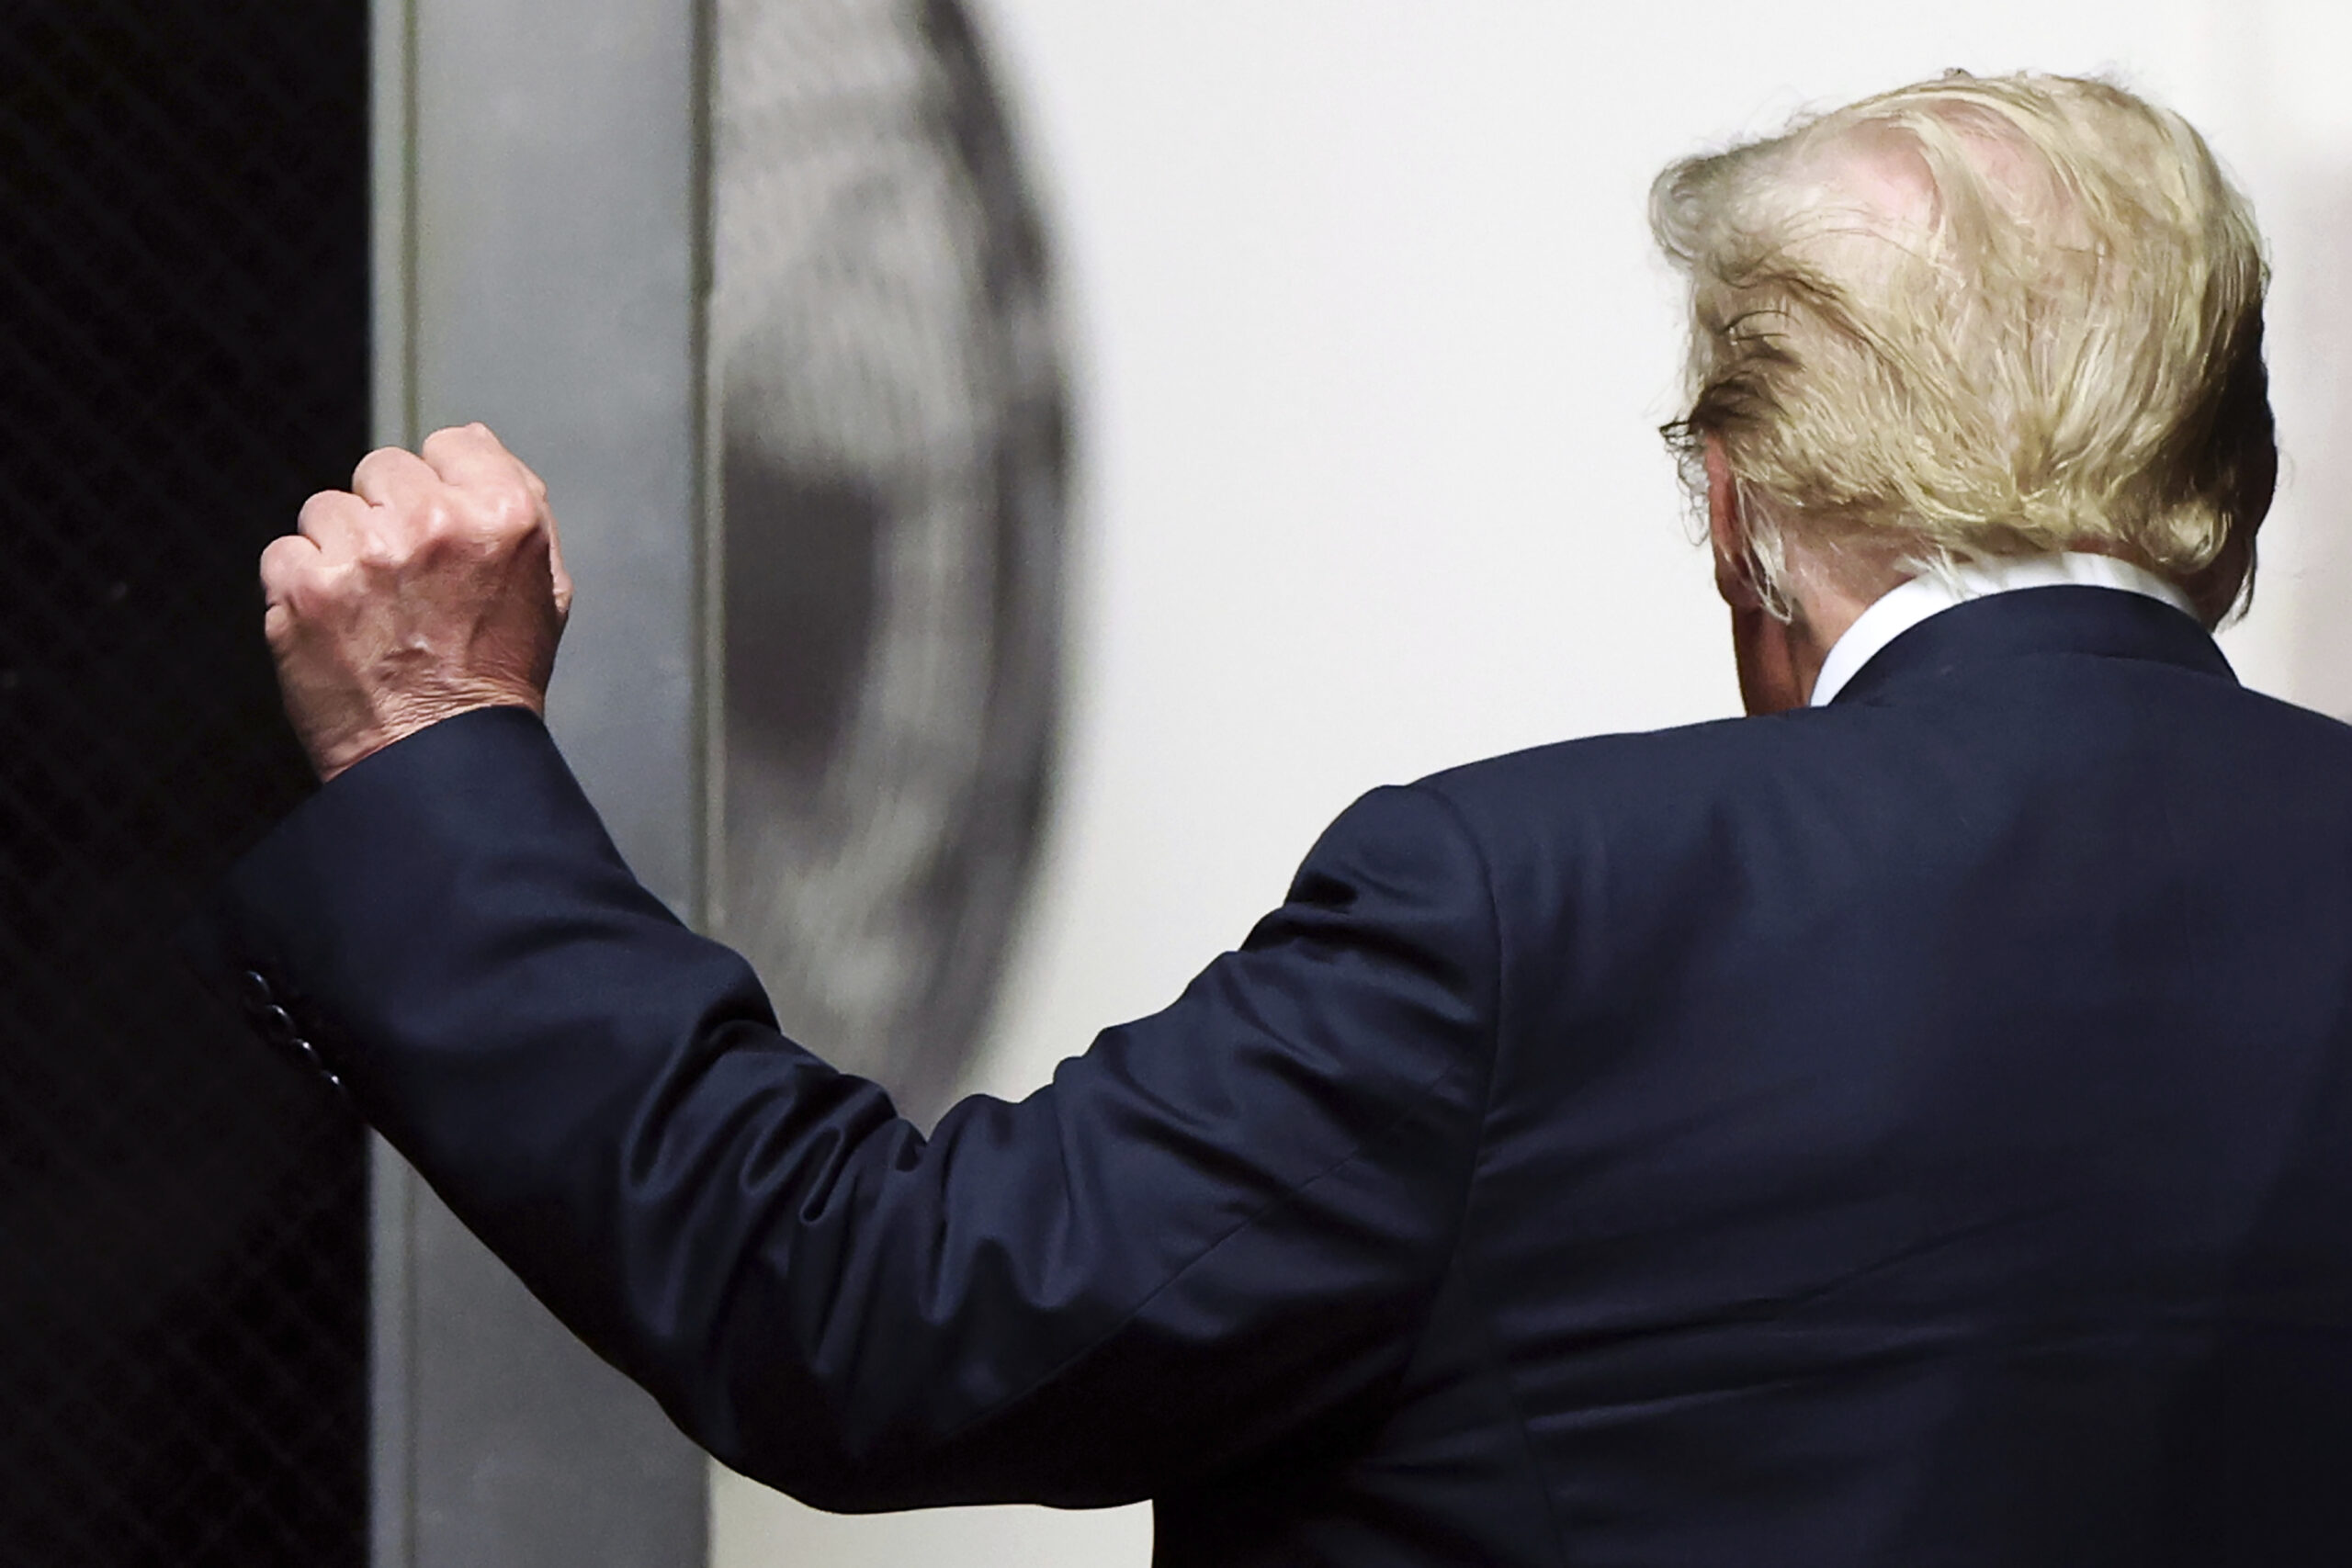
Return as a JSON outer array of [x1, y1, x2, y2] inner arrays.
[[712, 0, 1069, 1126]]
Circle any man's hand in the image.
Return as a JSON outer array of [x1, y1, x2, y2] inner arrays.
[[260, 423, 573, 783]]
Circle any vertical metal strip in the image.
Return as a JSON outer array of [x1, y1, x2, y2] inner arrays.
[[688, 9, 721, 1538], [691, 0, 723, 941], [367, 1142, 415, 1568], [372, 0, 418, 455], [368, 1, 419, 1563]]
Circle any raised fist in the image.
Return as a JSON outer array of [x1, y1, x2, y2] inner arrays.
[[260, 423, 572, 782]]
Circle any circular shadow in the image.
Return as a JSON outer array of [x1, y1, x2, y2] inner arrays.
[[712, 0, 1069, 1124]]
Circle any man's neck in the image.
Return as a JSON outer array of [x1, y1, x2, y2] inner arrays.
[[1735, 559, 1890, 716]]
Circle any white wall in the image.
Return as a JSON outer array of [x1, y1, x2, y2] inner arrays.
[[712, 4, 2351, 1562]]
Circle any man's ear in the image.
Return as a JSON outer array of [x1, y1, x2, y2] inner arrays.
[[1704, 436, 1760, 610]]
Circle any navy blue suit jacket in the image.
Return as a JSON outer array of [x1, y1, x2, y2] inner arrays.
[[194, 586, 2352, 1564]]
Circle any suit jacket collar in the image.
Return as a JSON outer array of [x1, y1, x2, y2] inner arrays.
[[1827, 585, 2236, 707]]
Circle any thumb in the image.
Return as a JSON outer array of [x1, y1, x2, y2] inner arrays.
[[545, 506, 573, 623]]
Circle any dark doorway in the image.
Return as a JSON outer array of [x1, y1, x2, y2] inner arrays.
[[0, 2, 372, 1562]]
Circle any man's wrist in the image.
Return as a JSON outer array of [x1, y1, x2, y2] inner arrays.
[[311, 688, 546, 783]]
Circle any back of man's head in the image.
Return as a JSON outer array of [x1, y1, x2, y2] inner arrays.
[[1654, 72, 2274, 627]]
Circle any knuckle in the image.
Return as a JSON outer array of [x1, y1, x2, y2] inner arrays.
[[422, 423, 495, 467], [355, 528, 406, 570], [313, 557, 363, 604], [408, 497, 459, 543], [490, 486, 537, 532], [466, 485, 536, 543], [259, 536, 311, 587], [352, 444, 403, 484]]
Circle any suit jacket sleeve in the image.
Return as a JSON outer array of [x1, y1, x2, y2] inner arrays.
[[187, 705, 1499, 1510]]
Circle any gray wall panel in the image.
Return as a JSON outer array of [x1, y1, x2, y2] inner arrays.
[[373, 0, 712, 1562], [409, 0, 707, 911]]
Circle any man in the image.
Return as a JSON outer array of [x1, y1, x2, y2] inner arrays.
[[194, 73, 2352, 1564]]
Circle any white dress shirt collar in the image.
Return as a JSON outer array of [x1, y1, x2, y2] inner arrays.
[[1809, 552, 2200, 707]]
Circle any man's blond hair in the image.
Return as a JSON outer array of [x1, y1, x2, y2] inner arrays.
[[1654, 72, 2275, 627]]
